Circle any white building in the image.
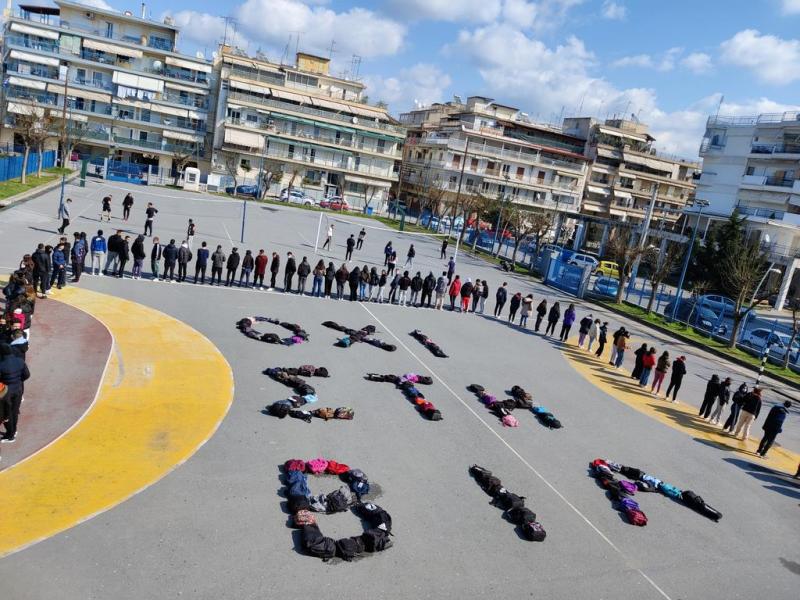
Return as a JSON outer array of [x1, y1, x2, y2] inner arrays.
[[696, 112, 800, 306]]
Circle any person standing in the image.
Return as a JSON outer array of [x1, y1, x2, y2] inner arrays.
[[631, 343, 649, 380], [359, 265, 370, 300], [578, 314, 593, 347], [595, 322, 609, 358], [398, 271, 412, 306], [31, 243, 50, 298], [324, 262, 335, 298], [150, 237, 162, 280], [440, 238, 448, 259], [239, 250, 254, 287], [52, 243, 68, 289], [347, 265, 360, 301], [639, 347, 657, 387], [356, 228, 366, 250], [508, 292, 522, 323], [494, 282, 507, 317], [384, 241, 393, 266], [471, 279, 482, 313], [459, 278, 473, 313], [559, 303, 576, 342], [312, 260, 325, 297], [101, 195, 112, 222], [446, 256, 456, 284], [78, 231, 89, 276], [130, 235, 146, 279], [0, 343, 30, 442], [162, 239, 178, 282], [614, 331, 629, 369], [387, 251, 397, 276], [608, 326, 626, 366], [734, 387, 763, 440], [143, 202, 158, 236], [757, 401, 792, 457], [587, 319, 600, 352], [116, 235, 130, 279], [479, 280, 489, 314], [368, 267, 379, 301], [434, 271, 447, 310], [210, 245, 225, 285], [422, 271, 436, 308], [225, 248, 241, 286], [448, 275, 461, 311], [254, 249, 267, 289], [520, 294, 534, 328], [404, 244, 416, 269], [534, 299, 547, 332], [58, 198, 72, 234], [71, 231, 86, 282], [194, 242, 209, 284], [269, 252, 280, 289], [709, 377, 732, 424], [409, 272, 423, 306], [186, 219, 196, 249], [336, 264, 349, 300], [322, 224, 334, 250], [283, 252, 296, 292], [122, 193, 134, 221], [345, 234, 356, 262], [723, 383, 748, 432], [664, 355, 686, 402], [177, 242, 192, 282], [699, 375, 721, 419], [377, 270, 388, 303], [651, 351, 670, 395], [103, 230, 123, 275], [545, 302, 561, 337], [296, 256, 311, 294]]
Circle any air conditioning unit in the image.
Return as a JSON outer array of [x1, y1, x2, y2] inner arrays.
[[85, 11, 95, 19]]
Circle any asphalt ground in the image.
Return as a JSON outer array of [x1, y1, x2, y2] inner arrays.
[[0, 179, 798, 600]]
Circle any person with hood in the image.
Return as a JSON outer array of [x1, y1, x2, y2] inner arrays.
[[509, 292, 522, 322], [398, 270, 412, 306], [614, 331, 630, 369], [384, 241, 393, 266], [103, 230, 123, 275], [494, 282, 508, 317], [210, 245, 225, 286], [269, 252, 280, 289], [757, 400, 792, 457], [448, 275, 462, 311], [459, 277, 473, 313], [0, 343, 31, 442], [578, 314, 594, 347], [335, 263, 349, 299], [131, 235, 146, 279], [177, 241, 192, 282], [312, 260, 326, 297], [588, 319, 601, 352], [296, 256, 311, 294], [410, 271, 423, 306], [239, 249, 254, 287], [283, 252, 296, 292], [595, 322, 609, 358], [358, 264, 370, 300], [368, 267, 380, 301], [71, 231, 86, 282], [560, 303, 577, 342], [356, 227, 366, 250], [422, 272, 436, 308], [194, 241, 209, 284], [639, 347, 657, 387], [446, 256, 456, 284], [387, 251, 397, 276], [254, 249, 268, 290], [150, 236, 162, 280], [651, 350, 670, 395], [545, 302, 561, 336], [52, 243, 68, 288], [534, 299, 547, 332], [90, 230, 107, 276], [31, 244, 51, 298], [122, 193, 134, 221], [114, 235, 130, 278], [162, 239, 179, 282], [479, 280, 489, 314], [723, 383, 748, 432], [520, 294, 534, 328], [404, 244, 416, 269], [665, 355, 687, 402], [471, 279, 483, 313], [631, 343, 649, 380], [388, 272, 400, 304], [324, 262, 336, 298], [225, 247, 240, 286], [435, 271, 448, 309], [348, 265, 361, 301], [699, 374, 721, 419], [377, 270, 388, 303], [345, 234, 356, 262], [734, 387, 763, 440], [708, 377, 732, 424]]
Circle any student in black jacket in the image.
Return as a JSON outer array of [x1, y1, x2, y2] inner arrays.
[[239, 250, 254, 287], [534, 299, 547, 331], [225, 248, 241, 286], [665, 356, 687, 402], [421, 272, 436, 308], [194, 242, 209, 284], [699, 374, 720, 418], [494, 282, 507, 317], [757, 400, 792, 457], [116, 235, 131, 278], [283, 252, 297, 292], [594, 322, 609, 358], [324, 262, 336, 297], [348, 266, 360, 301], [296, 256, 311, 294], [545, 302, 560, 336], [150, 237, 162, 280], [734, 387, 763, 440], [269, 252, 280, 289], [162, 239, 178, 282], [0, 343, 31, 442], [508, 292, 521, 322], [131, 235, 146, 279]]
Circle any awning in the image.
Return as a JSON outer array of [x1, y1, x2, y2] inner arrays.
[[349, 104, 389, 119], [165, 81, 209, 95], [7, 102, 44, 117], [358, 129, 402, 143], [9, 49, 60, 67], [225, 127, 264, 149], [46, 83, 111, 102], [187, 110, 205, 121], [346, 175, 392, 188], [153, 104, 189, 118], [10, 22, 59, 40], [165, 56, 212, 73], [229, 79, 271, 95], [163, 130, 201, 142], [62, 112, 89, 122], [597, 125, 648, 143], [113, 71, 164, 92], [83, 38, 143, 58], [269, 87, 310, 104], [613, 190, 632, 200], [223, 55, 283, 73], [586, 184, 610, 196], [227, 103, 243, 110], [9, 76, 47, 91], [273, 113, 317, 128], [311, 96, 349, 112]]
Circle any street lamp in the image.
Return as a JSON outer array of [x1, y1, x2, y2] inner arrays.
[[750, 262, 781, 306], [670, 198, 710, 321]]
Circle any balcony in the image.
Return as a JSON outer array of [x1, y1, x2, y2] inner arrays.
[[750, 143, 800, 156], [742, 174, 796, 189]]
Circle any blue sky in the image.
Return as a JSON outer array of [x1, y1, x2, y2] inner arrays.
[[64, 0, 800, 156]]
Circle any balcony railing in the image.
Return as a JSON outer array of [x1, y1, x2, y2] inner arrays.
[[750, 143, 800, 155]]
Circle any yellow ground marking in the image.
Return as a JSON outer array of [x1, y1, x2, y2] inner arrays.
[[560, 337, 800, 474], [0, 287, 234, 557]]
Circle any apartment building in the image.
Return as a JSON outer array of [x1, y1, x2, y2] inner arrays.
[[696, 112, 800, 306], [398, 96, 589, 217], [211, 48, 404, 207], [1, 1, 211, 172], [563, 117, 698, 228]]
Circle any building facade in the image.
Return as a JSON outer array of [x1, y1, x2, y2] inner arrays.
[[564, 117, 698, 228], [1, 1, 211, 172], [211, 48, 404, 207], [398, 97, 589, 219], [695, 112, 800, 306]]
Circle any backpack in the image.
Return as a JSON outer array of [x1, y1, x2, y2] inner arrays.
[[285, 459, 306, 472], [507, 506, 537, 525], [468, 384, 485, 394], [480, 476, 503, 497], [619, 466, 642, 480], [624, 508, 648, 526], [297, 365, 315, 377], [309, 494, 328, 513], [303, 524, 336, 559], [425, 408, 443, 421], [636, 481, 657, 493], [619, 481, 637, 495], [261, 333, 281, 344], [348, 469, 367, 482], [325, 487, 352, 513], [606, 461, 623, 472], [293, 510, 316, 527], [502, 414, 520, 427], [416, 375, 433, 385], [334, 407, 355, 420], [361, 528, 392, 552], [269, 402, 291, 418], [336, 536, 365, 561], [357, 503, 393, 532], [286, 469, 308, 486], [314, 367, 329, 378], [337, 336, 352, 347], [681, 490, 722, 521], [658, 483, 683, 500], [493, 489, 526, 511], [522, 521, 547, 542], [312, 407, 335, 420], [351, 480, 370, 497], [287, 494, 310, 513], [307, 458, 329, 474], [288, 410, 312, 423], [640, 474, 662, 489], [326, 460, 350, 475], [469, 465, 493, 480], [514, 397, 533, 410], [288, 479, 311, 499], [619, 497, 640, 512]]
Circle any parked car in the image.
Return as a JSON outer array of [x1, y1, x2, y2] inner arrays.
[[592, 276, 619, 298], [696, 294, 738, 317], [225, 184, 259, 197], [740, 328, 800, 362], [279, 188, 315, 205], [595, 260, 620, 279], [664, 299, 721, 331], [323, 196, 350, 211], [568, 253, 599, 270]]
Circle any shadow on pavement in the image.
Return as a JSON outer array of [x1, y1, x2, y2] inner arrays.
[[723, 457, 800, 500]]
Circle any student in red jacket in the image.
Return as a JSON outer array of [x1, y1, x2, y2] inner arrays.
[[639, 347, 657, 387], [448, 275, 461, 311], [254, 249, 268, 290]]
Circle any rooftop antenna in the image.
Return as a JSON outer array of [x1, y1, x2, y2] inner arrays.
[[714, 94, 724, 120], [221, 16, 236, 46], [350, 54, 362, 80], [577, 93, 585, 115], [328, 39, 336, 61]]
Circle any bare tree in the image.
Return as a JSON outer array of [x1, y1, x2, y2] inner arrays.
[[643, 241, 682, 314], [782, 297, 800, 369], [171, 148, 192, 185], [607, 226, 649, 304], [259, 159, 284, 199], [15, 108, 54, 184], [220, 150, 239, 194], [286, 167, 301, 195], [505, 206, 545, 267], [531, 211, 553, 256], [58, 119, 88, 169]]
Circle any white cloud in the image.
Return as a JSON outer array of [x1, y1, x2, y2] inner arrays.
[[74, 0, 115, 10], [502, 0, 538, 28], [386, 0, 503, 24], [720, 29, 800, 84], [681, 52, 713, 74], [169, 0, 406, 59], [601, 1, 626, 20], [364, 63, 453, 111], [612, 47, 681, 71], [781, 0, 800, 14]]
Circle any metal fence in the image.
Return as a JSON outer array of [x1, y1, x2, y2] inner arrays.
[[0, 148, 56, 182]]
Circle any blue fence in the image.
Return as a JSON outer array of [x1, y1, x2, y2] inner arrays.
[[0, 150, 56, 182], [545, 258, 586, 296]]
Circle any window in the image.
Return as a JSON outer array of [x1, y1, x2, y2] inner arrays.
[[501, 164, 510, 177], [92, 72, 105, 88], [76, 68, 87, 84], [452, 154, 461, 168], [487, 161, 496, 172], [449, 175, 457, 185], [305, 169, 322, 184], [470, 157, 479, 170], [246, 113, 258, 123], [516, 166, 524, 180], [105, 22, 114, 38], [465, 178, 474, 189], [377, 139, 386, 153], [148, 35, 172, 51], [288, 144, 295, 159], [537, 170, 545, 182], [228, 109, 241, 122], [139, 131, 148, 141], [287, 72, 319, 88], [140, 109, 151, 123], [746, 166, 755, 176], [481, 181, 490, 193], [240, 158, 251, 170]]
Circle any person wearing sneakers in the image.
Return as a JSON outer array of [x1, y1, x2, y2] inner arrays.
[[734, 387, 763, 440], [0, 382, 8, 460], [0, 343, 30, 443]]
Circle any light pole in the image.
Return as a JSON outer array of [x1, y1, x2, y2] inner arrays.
[[750, 261, 781, 306], [452, 135, 471, 263], [492, 182, 510, 256], [670, 199, 709, 321]]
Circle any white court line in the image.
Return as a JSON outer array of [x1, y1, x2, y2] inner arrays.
[[357, 301, 674, 600], [222, 221, 234, 246]]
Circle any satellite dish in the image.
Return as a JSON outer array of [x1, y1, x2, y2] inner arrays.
[[352, 116, 358, 124], [153, 60, 162, 70]]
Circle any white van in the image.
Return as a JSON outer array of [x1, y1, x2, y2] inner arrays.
[[568, 253, 599, 270]]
